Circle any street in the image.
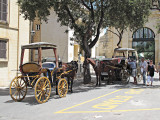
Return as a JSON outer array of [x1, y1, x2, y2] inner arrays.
[[1, 73, 160, 120]]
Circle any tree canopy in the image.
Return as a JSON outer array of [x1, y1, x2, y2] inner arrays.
[[105, 0, 151, 47]]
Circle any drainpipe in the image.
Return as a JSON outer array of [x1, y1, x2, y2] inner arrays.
[[30, 21, 35, 62], [16, 6, 20, 76]]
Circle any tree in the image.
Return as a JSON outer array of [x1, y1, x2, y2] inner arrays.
[[18, 0, 151, 84], [105, 0, 151, 47], [18, 0, 107, 84]]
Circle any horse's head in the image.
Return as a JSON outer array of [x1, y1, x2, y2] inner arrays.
[[70, 60, 78, 72]]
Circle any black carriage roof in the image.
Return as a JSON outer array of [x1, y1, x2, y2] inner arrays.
[[21, 42, 57, 49]]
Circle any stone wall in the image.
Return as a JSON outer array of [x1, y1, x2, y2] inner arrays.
[[0, 0, 30, 87]]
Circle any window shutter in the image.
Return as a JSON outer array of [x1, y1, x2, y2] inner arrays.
[[0, 41, 7, 59], [0, 0, 7, 21]]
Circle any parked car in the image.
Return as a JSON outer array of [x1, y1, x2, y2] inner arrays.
[[42, 57, 62, 67]]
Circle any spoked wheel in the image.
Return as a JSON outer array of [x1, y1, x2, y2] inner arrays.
[[57, 79, 68, 98], [137, 74, 142, 82], [9, 76, 27, 102], [35, 77, 51, 104], [121, 70, 130, 84]]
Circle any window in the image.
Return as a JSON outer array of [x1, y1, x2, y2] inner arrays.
[[0, 40, 7, 59], [0, 0, 8, 22], [133, 28, 155, 39], [36, 24, 40, 31]]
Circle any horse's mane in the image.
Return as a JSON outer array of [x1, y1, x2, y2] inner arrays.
[[86, 58, 96, 67]]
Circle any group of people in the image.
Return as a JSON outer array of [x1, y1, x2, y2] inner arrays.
[[128, 57, 158, 86], [140, 57, 157, 86]]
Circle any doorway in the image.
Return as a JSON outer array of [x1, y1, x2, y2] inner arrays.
[[132, 27, 155, 63]]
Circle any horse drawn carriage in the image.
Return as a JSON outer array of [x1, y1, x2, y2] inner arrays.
[[100, 48, 141, 83], [9, 42, 77, 104], [87, 48, 141, 86]]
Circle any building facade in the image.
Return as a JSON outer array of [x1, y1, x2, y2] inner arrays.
[[32, 10, 97, 63], [0, 0, 30, 87]]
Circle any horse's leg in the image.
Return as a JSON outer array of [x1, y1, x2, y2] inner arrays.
[[71, 77, 73, 93], [96, 73, 98, 86], [67, 77, 70, 92], [99, 75, 101, 86], [56, 80, 58, 95]]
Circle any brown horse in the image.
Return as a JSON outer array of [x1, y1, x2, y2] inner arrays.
[[85, 58, 101, 86], [62, 61, 78, 93], [85, 58, 120, 86]]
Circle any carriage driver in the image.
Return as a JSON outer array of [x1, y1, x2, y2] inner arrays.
[[128, 58, 137, 85]]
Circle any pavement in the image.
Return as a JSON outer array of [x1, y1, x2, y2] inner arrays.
[[0, 72, 160, 120]]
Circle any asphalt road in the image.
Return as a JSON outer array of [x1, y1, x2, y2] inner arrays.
[[0, 73, 160, 120]]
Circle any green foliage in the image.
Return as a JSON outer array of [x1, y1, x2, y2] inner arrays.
[[105, 0, 151, 47], [18, 0, 54, 21], [18, 0, 151, 53], [106, 0, 151, 30]]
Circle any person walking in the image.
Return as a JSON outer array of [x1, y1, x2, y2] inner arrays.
[[128, 58, 137, 84], [140, 57, 148, 85], [147, 60, 157, 86]]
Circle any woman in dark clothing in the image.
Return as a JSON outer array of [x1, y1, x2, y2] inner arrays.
[[147, 60, 157, 86]]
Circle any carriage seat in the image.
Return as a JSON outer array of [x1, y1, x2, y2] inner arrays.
[[21, 63, 41, 74]]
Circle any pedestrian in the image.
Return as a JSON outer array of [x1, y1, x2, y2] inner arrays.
[[147, 60, 157, 86], [128, 58, 137, 84], [157, 62, 160, 80], [140, 57, 148, 85]]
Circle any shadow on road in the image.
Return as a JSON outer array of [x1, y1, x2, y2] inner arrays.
[[1, 76, 160, 105]]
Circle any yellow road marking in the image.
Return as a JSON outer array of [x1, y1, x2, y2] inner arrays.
[[55, 89, 122, 113], [57, 108, 160, 113], [92, 96, 133, 110]]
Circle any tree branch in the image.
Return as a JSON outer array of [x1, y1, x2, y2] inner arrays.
[[64, 5, 75, 24], [107, 29, 120, 37], [89, 0, 104, 48], [81, 0, 91, 11], [90, 1, 94, 22]]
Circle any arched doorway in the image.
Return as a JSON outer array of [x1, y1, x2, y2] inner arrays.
[[132, 27, 155, 63]]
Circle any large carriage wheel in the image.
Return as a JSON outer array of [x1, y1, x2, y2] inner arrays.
[[35, 77, 51, 104], [10, 76, 27, 102], [121, 70, 130, 84], [57, 78, 68, 98]]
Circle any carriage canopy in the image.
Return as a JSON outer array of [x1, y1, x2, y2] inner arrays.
[[21, 42, 57, 49]]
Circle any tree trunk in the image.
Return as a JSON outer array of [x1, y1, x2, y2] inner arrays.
[[117, 35, 122, 48], [83, 50, 91, 84], [83, 59, 91, 84]]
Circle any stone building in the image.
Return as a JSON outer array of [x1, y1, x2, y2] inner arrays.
[[32, 10, 96, 63], [99, 1, 160, 65], [0, 0, 30, 87]]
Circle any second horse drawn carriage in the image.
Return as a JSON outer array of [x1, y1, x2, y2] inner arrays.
[[87, 48, 141, 85], [9, 42, 78, 104], [100, 48, 141, 84]]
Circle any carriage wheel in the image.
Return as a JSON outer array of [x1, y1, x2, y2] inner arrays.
[[137, 74, 142, 82], [57, 79, 68, 98], [35, 77, 51, 104], [10, 76, 27, 102], [121, 70, 130, 84]]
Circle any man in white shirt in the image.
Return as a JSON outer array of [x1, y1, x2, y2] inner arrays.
[[140, 57, 148, 85]]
